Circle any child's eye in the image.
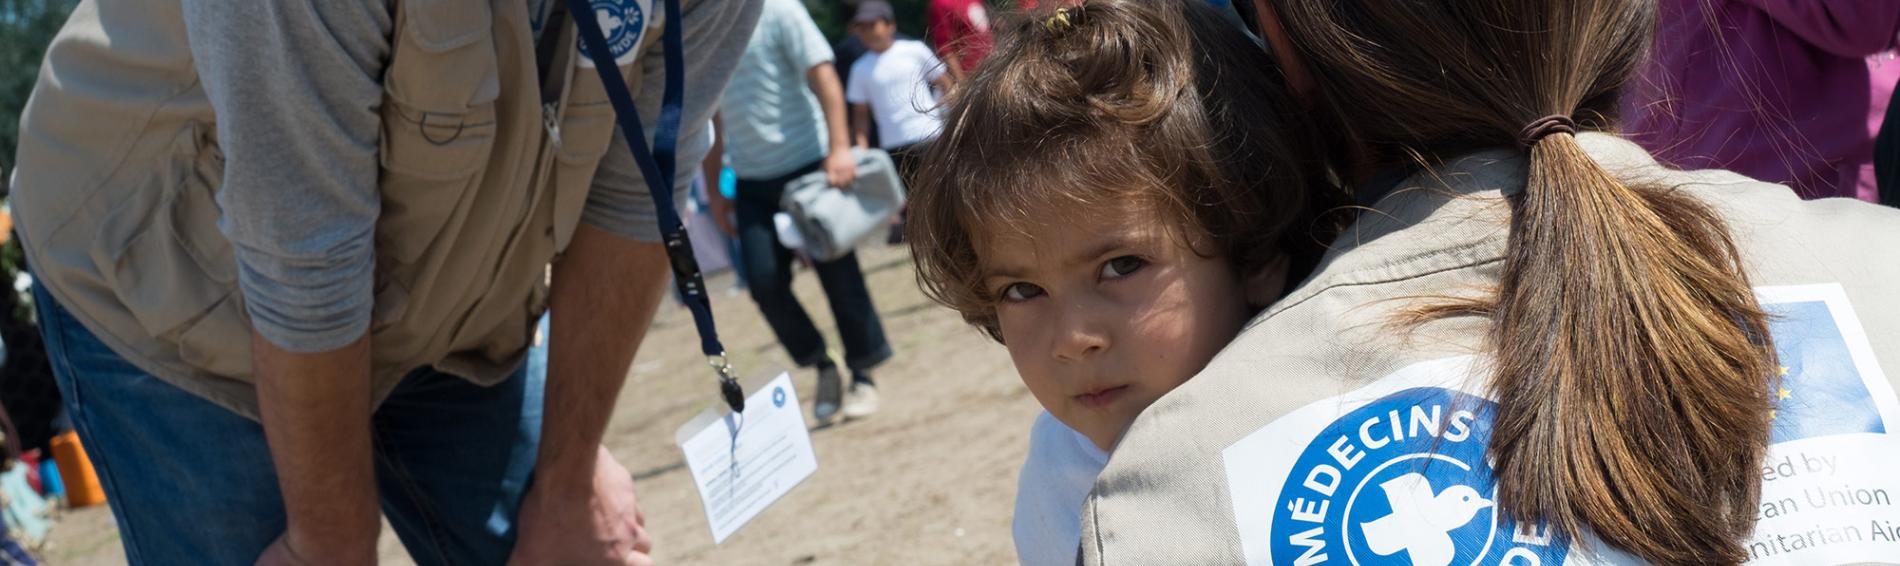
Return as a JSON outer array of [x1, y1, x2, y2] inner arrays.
[[1100, 256, 1147, 279], [999, 282, 1046, 302]]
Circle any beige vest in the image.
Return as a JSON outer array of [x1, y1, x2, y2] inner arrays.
[[10, 0, 659, 418], [1079, 134, 1900, 564]]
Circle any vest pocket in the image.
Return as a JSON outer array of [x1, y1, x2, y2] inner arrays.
[[387, 0, 499, 115], [375, 0, 502, 265], [405, 0, 491, 53], [376, 99, 497, 265], [92, 126, 236, 343], [548, 102, 618, 251], [176, 294, 250, 377], [370, 277, 411, 333]]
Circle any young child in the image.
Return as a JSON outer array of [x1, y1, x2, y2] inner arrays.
[[846, 0, 954, 172], [905, 1, 1346, 563]]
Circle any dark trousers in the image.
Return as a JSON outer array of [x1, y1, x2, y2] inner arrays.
[[734, 159, 893, 372], [33, 284, 540, 566]]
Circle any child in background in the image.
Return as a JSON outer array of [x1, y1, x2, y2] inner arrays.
[[905, 1, 1346, 563], [846, 0, 954, 178]]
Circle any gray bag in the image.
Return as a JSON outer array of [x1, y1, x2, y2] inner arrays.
[[779, 148, 908, 262]]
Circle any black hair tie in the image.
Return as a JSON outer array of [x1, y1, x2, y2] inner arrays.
[[1519, 115, 1577, 148]]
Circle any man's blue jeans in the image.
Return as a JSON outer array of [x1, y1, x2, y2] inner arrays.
[[33, 284, 545, 565]]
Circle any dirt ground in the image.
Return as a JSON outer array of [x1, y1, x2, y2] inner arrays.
[[39, 243, 1040, 565]]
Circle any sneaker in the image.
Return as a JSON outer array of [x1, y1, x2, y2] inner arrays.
[[842, 382, 880, 419], [813, 361, 844, 425]]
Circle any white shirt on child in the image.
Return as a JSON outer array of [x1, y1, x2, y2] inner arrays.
[[845, 39, 947, 149], [1013, 411, 1110, 566]]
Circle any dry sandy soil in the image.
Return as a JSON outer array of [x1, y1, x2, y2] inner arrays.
[[40, 243, 1040, 565]]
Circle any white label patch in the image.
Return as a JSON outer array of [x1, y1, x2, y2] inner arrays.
[[577, 0, 652, 68], [1222, 283, 1899, 565], [1222, 357, 1576, 566], [1744, 284, 1900, 564]]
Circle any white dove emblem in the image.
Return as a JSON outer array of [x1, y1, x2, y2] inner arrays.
[[596, 8, 625, 36], [1358, 473, 1494, 566]]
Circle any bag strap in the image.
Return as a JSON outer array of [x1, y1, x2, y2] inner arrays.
[[566, 0, 744, 413]]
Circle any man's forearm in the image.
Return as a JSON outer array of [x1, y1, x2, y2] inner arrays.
[[807, 63, 853, 154], [253, 332, 379, 562], [540, 224, 672, 488]]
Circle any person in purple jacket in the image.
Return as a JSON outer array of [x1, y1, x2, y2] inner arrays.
[[1621, 0, 1900, 201]]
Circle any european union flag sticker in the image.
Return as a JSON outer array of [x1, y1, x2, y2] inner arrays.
[[1762, 292, 1893, 443], [1745, 284, 1900, 564]]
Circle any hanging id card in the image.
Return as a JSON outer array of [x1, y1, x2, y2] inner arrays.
[[673, 372, 819, 544]]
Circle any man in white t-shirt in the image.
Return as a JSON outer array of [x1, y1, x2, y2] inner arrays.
[[846, 0, 954, 180]]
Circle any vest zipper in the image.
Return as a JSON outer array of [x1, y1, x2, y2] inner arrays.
[[503, 51, 576, 266], [524, 51, 579, 233]]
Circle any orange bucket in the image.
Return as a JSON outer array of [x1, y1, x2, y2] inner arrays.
[[50, 431, 106, 508]]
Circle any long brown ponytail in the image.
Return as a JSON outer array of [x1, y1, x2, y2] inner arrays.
[[1267, 0, 1776, 562]]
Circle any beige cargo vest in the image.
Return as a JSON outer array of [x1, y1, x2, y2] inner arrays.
[[10, 0, 657, 418], [1079, 134, 1900, 564]]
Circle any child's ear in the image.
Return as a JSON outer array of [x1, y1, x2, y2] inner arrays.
[[1242, 253, 1293, 308]]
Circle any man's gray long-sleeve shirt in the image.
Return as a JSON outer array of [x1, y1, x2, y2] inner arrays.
[[184, 0, 753, 353]]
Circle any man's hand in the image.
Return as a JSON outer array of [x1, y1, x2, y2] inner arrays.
[[508, 446, 652, 566], [256, 535, 318, 566], [823, 148, 858, 189]]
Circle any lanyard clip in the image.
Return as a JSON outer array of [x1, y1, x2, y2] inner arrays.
[[709, 353, 745, 414]]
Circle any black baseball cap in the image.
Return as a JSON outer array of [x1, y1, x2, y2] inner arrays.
[[853, 1, 895, 24]]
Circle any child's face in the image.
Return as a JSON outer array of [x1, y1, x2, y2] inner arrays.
[[854, 20, 897, 51], [979, 201, 1252, 452]]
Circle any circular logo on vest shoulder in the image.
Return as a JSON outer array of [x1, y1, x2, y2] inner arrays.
[[1270, 387, 1571, 565], [578, 0, 650, 68]]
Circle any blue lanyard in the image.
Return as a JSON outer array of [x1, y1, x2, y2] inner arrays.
[[567, 0, 745, 413]]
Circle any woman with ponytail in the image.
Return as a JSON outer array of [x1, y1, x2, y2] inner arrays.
[[1074, 1, 1900, 564]]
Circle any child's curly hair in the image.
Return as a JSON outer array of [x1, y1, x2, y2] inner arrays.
[[906, 0, 1347, 341]]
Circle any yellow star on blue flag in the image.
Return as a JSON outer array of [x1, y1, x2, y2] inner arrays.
[[1766, 301, 1884, 443]]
